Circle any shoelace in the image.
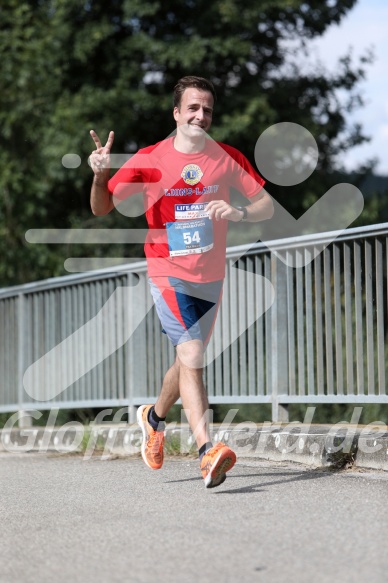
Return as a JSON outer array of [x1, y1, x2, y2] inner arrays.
[[148, 430, 164, 455], [201, 460, 213, 473]]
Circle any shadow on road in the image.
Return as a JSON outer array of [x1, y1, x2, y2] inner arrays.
[[165, 467, 333, 494], [214, 468, 332, 494]]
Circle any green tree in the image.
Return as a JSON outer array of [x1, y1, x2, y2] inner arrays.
[[0, 0, 373, 286]]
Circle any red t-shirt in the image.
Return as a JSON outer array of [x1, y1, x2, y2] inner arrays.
[[108, 136, 265, 282]]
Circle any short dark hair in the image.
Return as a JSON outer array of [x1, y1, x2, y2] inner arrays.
[[173, 76, 217, 110]]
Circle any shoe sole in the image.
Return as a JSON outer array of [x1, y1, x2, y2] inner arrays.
[[137, 405, 163, 470], [205, 449, 236, 489]]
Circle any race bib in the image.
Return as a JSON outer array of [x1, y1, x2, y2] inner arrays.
[[166, 218, 214, 256]]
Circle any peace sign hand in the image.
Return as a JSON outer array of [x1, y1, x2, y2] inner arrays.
[[89, 130, 114, 180]]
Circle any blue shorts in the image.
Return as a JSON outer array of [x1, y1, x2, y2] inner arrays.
[[148, 276, 223, 347]]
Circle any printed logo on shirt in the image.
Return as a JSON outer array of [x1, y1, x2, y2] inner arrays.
[[164, 185, 219, 196], [174, 203, 209, 219], [181, 164, 203, 186]]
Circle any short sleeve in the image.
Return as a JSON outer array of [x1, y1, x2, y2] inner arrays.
[[107, 151, 162, 200], [218, 143, 265, 200]]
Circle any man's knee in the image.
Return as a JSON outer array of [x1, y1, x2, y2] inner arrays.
[[176, 340, 204, 370]]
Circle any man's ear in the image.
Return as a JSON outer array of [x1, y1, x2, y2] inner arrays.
[[173, 106, 179, 122]]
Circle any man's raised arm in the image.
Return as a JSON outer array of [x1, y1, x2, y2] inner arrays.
[[89, 130, 115, 216]]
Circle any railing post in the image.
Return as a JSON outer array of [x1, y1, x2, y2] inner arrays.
[[125, 273, 136, 424], [124, 270, 150, 424], [17, 292, 33, 428], [271, 254, 289, 422]]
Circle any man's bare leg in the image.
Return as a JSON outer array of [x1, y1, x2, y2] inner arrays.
[[154, 356, 181, 418], [174, 339, 236, 488], [176, 339, 211, 449]]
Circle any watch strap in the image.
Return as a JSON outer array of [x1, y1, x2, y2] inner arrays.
[[236, 206, 248, 221]]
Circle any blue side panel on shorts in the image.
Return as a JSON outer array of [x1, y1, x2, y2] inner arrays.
[[148, 277, 223, 346], [170, 278, 216, 329]]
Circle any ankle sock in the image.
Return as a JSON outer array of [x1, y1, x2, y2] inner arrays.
[[199, 441, 213, 461], [148, 406, 166, 431]]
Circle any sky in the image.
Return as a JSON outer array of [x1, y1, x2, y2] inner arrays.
[[307, 0, 388, 175]]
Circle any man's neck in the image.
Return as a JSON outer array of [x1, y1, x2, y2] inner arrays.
[[173, 131, 206, 154]]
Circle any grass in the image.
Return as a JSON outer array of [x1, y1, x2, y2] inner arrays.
[[164, 431, 197, 457], [78, 427, 106, 455]]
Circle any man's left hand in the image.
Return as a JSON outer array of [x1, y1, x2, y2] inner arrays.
[[205, 200, 243, 222]]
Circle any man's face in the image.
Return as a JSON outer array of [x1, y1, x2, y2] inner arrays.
[[173, 88, 214, 136]]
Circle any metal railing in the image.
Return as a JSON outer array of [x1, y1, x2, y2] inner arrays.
[[1, 223, 387, 422]]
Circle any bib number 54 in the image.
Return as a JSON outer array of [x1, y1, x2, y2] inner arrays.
[[183, 231, 200, 245]]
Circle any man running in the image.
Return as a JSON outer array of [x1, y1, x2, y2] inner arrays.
[[89, 76, 273, 488]]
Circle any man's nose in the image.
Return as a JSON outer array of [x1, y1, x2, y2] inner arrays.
[[195, 108, 205, 120]]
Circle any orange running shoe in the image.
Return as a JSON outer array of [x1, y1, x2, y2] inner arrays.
[[137, 405, 164, 470], [200, 442, 236, 488]]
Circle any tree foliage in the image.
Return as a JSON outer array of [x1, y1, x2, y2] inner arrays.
[[0, 0, 374, 286]]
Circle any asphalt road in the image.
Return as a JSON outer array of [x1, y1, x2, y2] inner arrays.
[[0, 453, 387, 583]]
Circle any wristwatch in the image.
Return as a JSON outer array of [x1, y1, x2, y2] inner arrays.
[[236, 206, 248, 222]]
